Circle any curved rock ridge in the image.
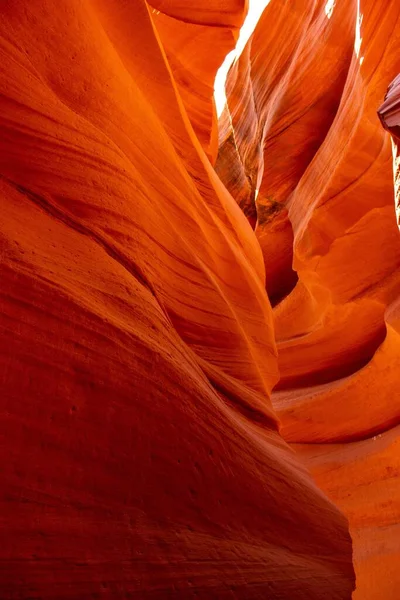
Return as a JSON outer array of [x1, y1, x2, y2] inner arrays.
[[148, 0, 247, 28], [0, 1, 354, 599], [150, 0, 248, 161], [218, 0, 400, 597]]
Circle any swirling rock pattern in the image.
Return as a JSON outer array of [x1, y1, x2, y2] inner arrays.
[[218, 0, 400, 598], [0, 1, 354, 599]]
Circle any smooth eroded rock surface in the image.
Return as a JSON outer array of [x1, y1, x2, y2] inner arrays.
[[0, 1, 354, 598], [218, 0, 400, 598]]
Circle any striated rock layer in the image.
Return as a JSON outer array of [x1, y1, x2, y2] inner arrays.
[[0, 1, 354, 599], [218, 0, 400, 598]]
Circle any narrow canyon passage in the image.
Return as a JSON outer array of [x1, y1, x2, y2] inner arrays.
[[216, 1, 400, 598], [0, 1, 399, 599]]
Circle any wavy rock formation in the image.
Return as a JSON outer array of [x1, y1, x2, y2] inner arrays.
[[149, 0, 247, 161], [218, 0, 400, 598], [0, 1, 354, 598]]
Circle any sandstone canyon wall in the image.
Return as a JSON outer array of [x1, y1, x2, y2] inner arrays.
[[2, 0, 399, 598], [218, 0, 400, 599], [0, 1, 355, 598]]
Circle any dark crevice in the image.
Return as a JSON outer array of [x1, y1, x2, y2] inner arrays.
[[255, 198, 298, 307], [268, 270, 298, 307]]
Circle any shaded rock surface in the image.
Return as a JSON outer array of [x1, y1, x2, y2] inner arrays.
[[0, 1, 355, 599]]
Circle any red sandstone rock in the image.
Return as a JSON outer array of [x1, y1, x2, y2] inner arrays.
[[0, 0, 354, 598], [151, 1, 246, 160], [218, 0, 400, 598], [296, 424, 400, 600]]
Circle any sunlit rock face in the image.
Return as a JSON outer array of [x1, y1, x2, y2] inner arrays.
[[218, 1, 400, 598], [0, 0, 354, 599], [149, 0, 247, 161]]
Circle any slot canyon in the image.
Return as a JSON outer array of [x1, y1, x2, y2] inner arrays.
[[0, 0, 399, 598]]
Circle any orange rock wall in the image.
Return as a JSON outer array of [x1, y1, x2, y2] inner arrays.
[[218, 0, 400, 598], [0, 0, 354, 598]]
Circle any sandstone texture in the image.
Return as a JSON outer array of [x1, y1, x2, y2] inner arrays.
[[218, 1, 400, 598], [0, 1, 354, 598], [2, 0, 399, 598]]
